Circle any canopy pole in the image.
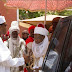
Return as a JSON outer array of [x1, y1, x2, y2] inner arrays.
[[44, 0, 47, 25], [17, 8, 19, 25]]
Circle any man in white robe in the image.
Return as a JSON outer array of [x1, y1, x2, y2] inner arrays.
[[32, 26, 58, 72], [0, 16, 29, 72], [4, 21, 26, 72]]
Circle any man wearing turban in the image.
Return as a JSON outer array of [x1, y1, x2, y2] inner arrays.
[[0, 16, 29, 72], [32, 25, 58, 72], [4, 21, 26, 72]]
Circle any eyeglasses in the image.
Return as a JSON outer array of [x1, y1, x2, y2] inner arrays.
[[0, 23, 7, 27]]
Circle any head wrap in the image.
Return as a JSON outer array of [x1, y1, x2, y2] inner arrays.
[[52, 17, 61, 30], [34, 27, 48, 36], [28, 25, 35, 34], [37, 23, 45, 28], [9, 21, 20, 35], [0, 16, 6, 24]]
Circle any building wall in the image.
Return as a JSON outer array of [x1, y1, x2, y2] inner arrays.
[[0, 1, 27, 36], [0, 1, 17, 31]]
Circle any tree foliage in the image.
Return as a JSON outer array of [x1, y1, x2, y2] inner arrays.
[[19, 10, 72, 20]]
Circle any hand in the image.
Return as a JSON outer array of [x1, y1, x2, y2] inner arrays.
[[30, 56, 33, 63], [19, 66, 23, 71], [35, 67, 41, 70], [23, 53, 30, 63]]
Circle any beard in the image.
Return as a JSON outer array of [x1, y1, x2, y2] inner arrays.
[[22, 37, 28, 40]]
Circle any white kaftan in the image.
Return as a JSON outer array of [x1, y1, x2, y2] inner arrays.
[[0, 37, 25, 72]]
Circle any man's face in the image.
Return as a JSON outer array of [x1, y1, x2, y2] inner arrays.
[[12, 31, 18, 39], [0, 23, 7, 35], [22, 33, 28, 40], [30, 29, 34, 38], [34, 34, 45, 44]]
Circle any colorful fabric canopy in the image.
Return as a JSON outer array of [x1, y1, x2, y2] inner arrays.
[[5, 0, 72, 11]]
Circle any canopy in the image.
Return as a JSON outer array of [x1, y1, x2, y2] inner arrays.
[[20, 15, 67, 26], [19, 22, 31, 28], [5, 0, 72, 11], [4, 0, 72, 25]]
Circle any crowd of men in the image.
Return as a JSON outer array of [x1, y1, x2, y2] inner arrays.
[[0, 15, 72, 72]]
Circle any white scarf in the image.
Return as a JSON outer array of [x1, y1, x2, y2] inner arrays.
[[32, 36, 49, 58], [8, 36, 21, 58]]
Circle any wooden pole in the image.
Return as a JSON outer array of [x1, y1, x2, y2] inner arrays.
[[17, 8, 19, 25], [44, 0, 47, 25]]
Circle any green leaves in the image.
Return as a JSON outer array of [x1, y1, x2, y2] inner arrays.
[[19, 10, 72, 20]]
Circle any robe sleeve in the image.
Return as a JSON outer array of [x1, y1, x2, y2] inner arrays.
[[2, 56, 25, 67], [0, 38, 11, 62], [45, 50, 58, 69], [19, 39, 26, 57], [0, 38, 25, 67], [4, 40, 8, 47]]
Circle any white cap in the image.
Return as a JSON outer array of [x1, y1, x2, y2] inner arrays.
[[11, 21, 19, 27], [34, 27, 48, 36], [0, 16, 6, 24]]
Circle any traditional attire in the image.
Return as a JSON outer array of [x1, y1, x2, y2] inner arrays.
[[32, 27, 49, 69], [0, 37, 24, 72], [26, 25, 35, 49], [26, 36, 34, 49], [0, 16, 25, 72], [44, 50, 58, 72], [25, 25, 35, 72], [4, 21, 26, 72], [32, 27, 58, 72]]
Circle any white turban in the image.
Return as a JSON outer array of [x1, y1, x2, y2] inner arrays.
[[0, 16, 6, 24], [9, 21, 20, 35], [34, 27, 48, 36]]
